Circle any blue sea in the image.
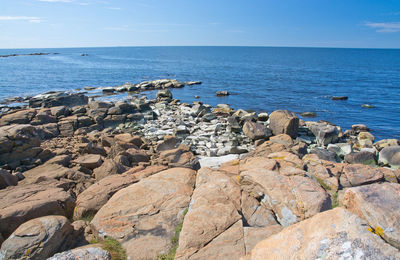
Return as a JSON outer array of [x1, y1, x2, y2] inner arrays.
[[1, 46, 400, 140]]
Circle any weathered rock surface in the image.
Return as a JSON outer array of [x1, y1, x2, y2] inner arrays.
[[240, 167, 331, 227], [74, 154, 103, 170], [21, 163, 76, 184], [92, 159, 128, 180], [0, 169, 18, 189], [379, 146, 400, 168], [175, 168, 242, 259], [340, 164, 384, 187], [269, 110, 299, 138], [343, 183, 400, 249], [307, 121, 340, 146], [0, 109, 36, 126], [48, 244, 111, 260], [0, 216, 74, 260], [0, 183, 75, 239], [91, 168, 196, 259], [242, 121, 272, 140], [243, 225, 283, 254], [247, 208, 400, 259]]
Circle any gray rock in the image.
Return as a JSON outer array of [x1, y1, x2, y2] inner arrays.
[[345, 151, 377, 166], [0, 169, 18, 189], [242, 121, 272, 140], [29, 92, 88, 108], [216, 91, 229, 96], [307, 122, 339, 146], [48, 245, 111, 260], [379, 146, 400, 168], [310, 147, 339, 162], [0, 216, 74, 260]]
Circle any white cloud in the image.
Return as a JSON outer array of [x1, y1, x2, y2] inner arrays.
[[0, 16, 42, 23], [365, 22, 400, 33]]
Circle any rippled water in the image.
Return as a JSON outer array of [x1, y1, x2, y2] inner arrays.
[[0, 46, 399, 140]]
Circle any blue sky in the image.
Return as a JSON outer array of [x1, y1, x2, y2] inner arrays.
[[1, 0, 400, 49]]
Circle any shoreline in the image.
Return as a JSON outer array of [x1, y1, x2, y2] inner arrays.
[[0, 79, 400, 258]]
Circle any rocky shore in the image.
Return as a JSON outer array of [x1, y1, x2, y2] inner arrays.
[[0, 79, 399, 259]]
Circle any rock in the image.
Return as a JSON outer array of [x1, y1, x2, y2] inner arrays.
[[91, 168, 196, 259], [247, 208, 400, 259], [197, 154, 239, 169], [74, 154, 103, 170], [36, 123, 60, 139], [156, 89, 172, 101], [242, 121, 272, 140], [46, 154, 71, 167], [216, 91, 229, 96], [307, 121, 340, 146], [300, 112, 317, 118], [243, 225, 283, 254], [241, 191, 278, 227], [379, 146, 400, 168], [240, 168, 331, 227], [185, 81, 202, 85], [0, 216, 74, 260], [331, 96, 348, 100], [327, 143, 352, 157], [343, 183, 400, 250], [340, 164, 384, 187], [92, 159, 128, 180], [269, 110, 299, 138], [0, 169, 18, 189], [74, 174, 137, 219], [156, 135, 178, 152], [310, 147, 339, 162], [88, 100, 113, 110], [48, 244, 111, 260], [175, 168, 242, 259], [102, 87, 115, 93], [0, 109, 36, 126], [374, 139, 400, 151], [362, 104, 376, 108], [50, 106, 69, 118], [0, 183, 75, 239], [29, 92, 88, 108], [159, 145, 200, 170], [20, 163, 76, 184], [345, 151, 377, 165], [257, 112, 269, 122]]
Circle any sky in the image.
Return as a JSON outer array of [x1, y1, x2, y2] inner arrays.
[[1, 0, 400, 49]]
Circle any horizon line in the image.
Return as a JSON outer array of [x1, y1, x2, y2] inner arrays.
[[1, 45, 400, 50]]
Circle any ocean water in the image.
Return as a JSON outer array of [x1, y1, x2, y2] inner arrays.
[[0, 46, 400, 140]]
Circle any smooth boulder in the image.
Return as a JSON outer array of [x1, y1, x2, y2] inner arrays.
[[268, 110, 299, 138]]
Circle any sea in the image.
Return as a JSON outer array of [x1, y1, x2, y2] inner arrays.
[[0, 46, 399, 140]]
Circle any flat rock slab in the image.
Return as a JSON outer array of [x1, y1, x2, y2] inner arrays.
[[74, 154, 103, 170], [91, 168, 196, 260], [0, 216, 74, 260], [176, 168, 242, 259], [243, 225, 283, 254], [343, 182, 400, 250], [21, 163, 76, 184], [247, 208, 400, 259], [0, 183, 75, 239], [340, 164, 384, 187]]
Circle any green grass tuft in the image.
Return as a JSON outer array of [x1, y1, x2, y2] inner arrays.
[[332, 191, 339, 208], [102, 237, 127, 260], [158, 208, 188, 260]]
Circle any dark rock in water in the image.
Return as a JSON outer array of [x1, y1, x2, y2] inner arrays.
[[84, 86, 96, 91], [194, 95, 200, 99], [216, 91, 229, 96], [300, 112, 317, 118], [29, 92, 88, 108], [352, 124, 370, 133], [310, 147, 339, 162], [345, 151, 377, 166], [361, 104, 376, 108], [331, 96, 348, 101], [185, 81, 202, 86], [156, 89, 173, 101], [81, 53, 89, 56], [102, 87, 115, 93]]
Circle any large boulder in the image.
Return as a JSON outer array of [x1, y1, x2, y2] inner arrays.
[[379, 146, 400, 168], [307, 121, 340, 146], [0, 182, 75, 239], [74, 154, 103, 170], [343, 183, 400, 250], [91, 168, 196, 259], [339, 164, 384, 187], [29, 92, 88, 108], [20, 163, 76, 184], [0, 109, 36, 126], [48, 244, 111, 260], [240, 168, 331, 227], [0, 216, 74, 260], [175, 168, 243, 259], [242, 121, 272, 140], [247, 208, 400, 259], [268, 110, 299, 138], [159, 145, 200, 170]]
